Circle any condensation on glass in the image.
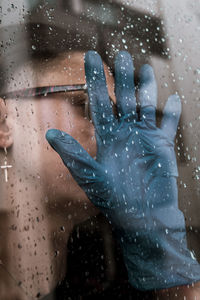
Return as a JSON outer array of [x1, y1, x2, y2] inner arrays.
[[0, 1, 199, 299]]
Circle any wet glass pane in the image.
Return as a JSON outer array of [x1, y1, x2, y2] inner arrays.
[[0, 1, 199, 299]]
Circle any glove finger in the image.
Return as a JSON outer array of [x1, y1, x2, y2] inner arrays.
[[114, 51, 136, 122], [160, 94, 181, 140], [46, 129, 99, 187], [84, 51, 116, 137], [138, 64, 157, 126]]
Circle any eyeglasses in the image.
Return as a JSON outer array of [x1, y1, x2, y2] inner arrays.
[[1, 83, 115, 120], [0, 84, 87, 99], [0, 83, 93, 120]]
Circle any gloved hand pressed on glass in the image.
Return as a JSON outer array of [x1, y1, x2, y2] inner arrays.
[[46, 51, 200, 290]]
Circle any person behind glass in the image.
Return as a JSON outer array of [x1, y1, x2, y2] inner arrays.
[[1, 8, 200, 300]]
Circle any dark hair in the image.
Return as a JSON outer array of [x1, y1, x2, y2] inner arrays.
[[0, 0, 167, 92]]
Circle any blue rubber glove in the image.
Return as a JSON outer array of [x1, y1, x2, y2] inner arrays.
[[46, 51, 200, 290]]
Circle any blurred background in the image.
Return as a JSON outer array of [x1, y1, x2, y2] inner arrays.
[[0, 0, 200, 299]]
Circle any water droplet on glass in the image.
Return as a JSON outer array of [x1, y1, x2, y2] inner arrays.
[[190, 251, 196, 260]]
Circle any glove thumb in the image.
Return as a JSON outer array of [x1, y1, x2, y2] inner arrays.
[[46, 129, 99, 187]]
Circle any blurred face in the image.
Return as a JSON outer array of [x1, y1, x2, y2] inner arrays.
[[2, 51, 115, 220], [0, 51, 116, 298]]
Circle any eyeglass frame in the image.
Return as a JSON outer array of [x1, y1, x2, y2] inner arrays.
[[0, 84, 87, 99], [0, 83, 93, 120], [0, 83, 116, 121]]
